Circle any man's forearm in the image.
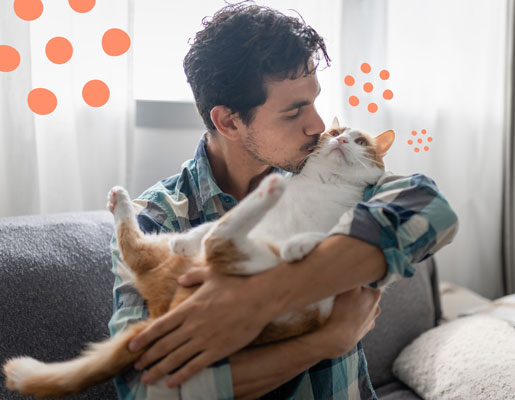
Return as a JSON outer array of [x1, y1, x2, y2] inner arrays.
[[230, 335, 322, 400], [254, 234, 386, 319]]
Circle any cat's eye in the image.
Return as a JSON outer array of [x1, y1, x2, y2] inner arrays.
[[355, 138, 368, 146], [329, 130, 340, 137]]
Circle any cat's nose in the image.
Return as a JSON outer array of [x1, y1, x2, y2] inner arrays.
[[337, 137, 348, 144]]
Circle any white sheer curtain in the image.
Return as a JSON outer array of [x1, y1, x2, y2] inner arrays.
[[0, 0, 134, 217], [335, 0, 509, 299]]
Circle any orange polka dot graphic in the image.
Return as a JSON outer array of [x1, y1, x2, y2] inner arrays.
[[0, 45, 21, 72], [46, 37, 73, 64], [14, 0, 43, 21], [68, 0, 96, 13], [28, 88, 57, 115], [2, 1, 131, 114], [102, 29, 131, 56], [82, 80, 110, 107], [344, 63, 394, 114], [407, 130, 433, 153]]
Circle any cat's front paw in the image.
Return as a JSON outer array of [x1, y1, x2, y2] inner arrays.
[[280, 233, 326, 262], [169, 236, 199, 257]]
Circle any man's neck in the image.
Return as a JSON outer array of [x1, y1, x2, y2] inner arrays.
[[205, 132, 272, 202]]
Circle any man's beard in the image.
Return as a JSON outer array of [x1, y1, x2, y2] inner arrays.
[[243, 129, 319, 173]]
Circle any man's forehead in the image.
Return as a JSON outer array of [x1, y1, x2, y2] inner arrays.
[[262, 72, 320, 109]]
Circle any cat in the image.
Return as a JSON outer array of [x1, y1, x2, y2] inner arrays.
[[2, 117, 394, 398]]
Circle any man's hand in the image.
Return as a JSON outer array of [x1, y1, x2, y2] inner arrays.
[[297, 287, 382, 360], [128, 267, 275, 388]]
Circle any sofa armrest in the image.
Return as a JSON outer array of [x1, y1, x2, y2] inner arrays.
[[438, 281, 492, 323]]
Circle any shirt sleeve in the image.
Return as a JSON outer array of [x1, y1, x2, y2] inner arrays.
[[108, 199, 235, 400], [328, 172, 459, 288]]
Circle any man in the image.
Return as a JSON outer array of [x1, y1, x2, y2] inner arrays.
[[109, 4, 458, 399]]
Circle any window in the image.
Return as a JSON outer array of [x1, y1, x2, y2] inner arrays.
[[134, 0, 341, 112]]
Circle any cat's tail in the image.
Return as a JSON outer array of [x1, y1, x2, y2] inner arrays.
[[3, 320, 149, 398]]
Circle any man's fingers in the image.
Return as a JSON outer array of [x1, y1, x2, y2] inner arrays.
[[135, 327, 191, 371], [141, 339, 202, 385], [130, 311, 185, 352], [177, 266, 210, 287], [165, 351, 214, 388]]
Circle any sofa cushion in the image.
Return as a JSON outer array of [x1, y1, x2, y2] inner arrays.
[[0, 211, 117, 400], [394, 314, 515, 400], [362, 257, 440, 390]]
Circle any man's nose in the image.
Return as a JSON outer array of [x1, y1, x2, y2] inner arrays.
[[305, 107, 325, 136]]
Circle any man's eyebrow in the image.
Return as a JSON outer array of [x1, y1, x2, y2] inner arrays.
[[279, 86, 322, 113]]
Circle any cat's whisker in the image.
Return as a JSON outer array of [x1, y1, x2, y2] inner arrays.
[[358, 153, 383, 168]]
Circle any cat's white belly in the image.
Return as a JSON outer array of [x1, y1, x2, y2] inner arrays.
[[248, 179, 365, 246]]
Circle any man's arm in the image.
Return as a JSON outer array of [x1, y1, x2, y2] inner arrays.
[[230, 287, 381, 400], [130, 172, 458, 387]]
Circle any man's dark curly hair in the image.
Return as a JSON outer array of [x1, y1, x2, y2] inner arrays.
[[183, 2, 330, 132]]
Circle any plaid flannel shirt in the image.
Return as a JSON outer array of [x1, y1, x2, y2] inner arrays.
[[109, 134, 458, 399]]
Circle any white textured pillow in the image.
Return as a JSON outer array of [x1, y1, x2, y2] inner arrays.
[[393, 315, 515, 400]]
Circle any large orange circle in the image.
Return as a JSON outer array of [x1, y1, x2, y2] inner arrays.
[[383, 90, 394, 100], [28, 88, 57, 115], [368, 103, 378, 113], [344, 75, 355, 86], [68, 0, 96, 13], [45, 37, 73, 64], [0, 45, 21, 72], [360, 63, 371, 73], [82, 80, 110, 107], [379, 70, 390, 80], [363, 82, 374, 93], [102, 28, 131, 56], [14, 0, 43, 21], [349, 96, 359, 106]]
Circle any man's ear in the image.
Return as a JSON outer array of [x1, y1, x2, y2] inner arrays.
[[210, 106, 240, 141]]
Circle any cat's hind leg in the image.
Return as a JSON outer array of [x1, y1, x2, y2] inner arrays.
[[107, 186, 172, 275], [107, 186, 137, 228]]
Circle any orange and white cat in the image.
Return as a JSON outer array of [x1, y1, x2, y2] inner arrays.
[[3, 118, 394, 398]]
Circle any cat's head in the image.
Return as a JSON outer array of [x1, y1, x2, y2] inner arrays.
[[305, 117, 395, 184]]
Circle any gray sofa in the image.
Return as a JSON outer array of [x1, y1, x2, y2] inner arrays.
[[0, 211, 441, 399]]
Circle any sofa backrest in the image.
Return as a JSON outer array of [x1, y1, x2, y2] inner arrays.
[[0, 211, 117, 400]]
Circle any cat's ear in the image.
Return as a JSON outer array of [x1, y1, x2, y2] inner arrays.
[[330, 116, 340, 130], [375, 130, 395, 154]]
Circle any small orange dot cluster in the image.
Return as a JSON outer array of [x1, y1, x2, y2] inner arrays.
[[0, 0, 131, 115], [344, 63, 394, 114], [407, 129, 433, 152]]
